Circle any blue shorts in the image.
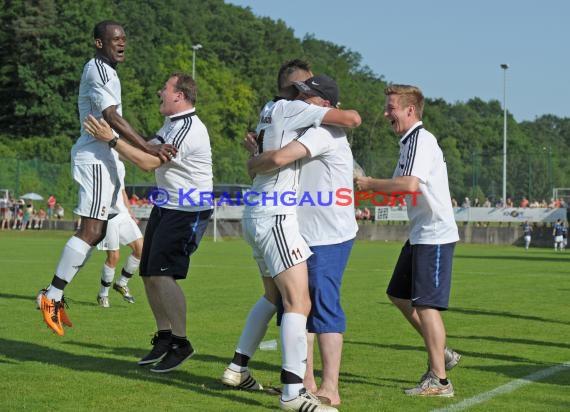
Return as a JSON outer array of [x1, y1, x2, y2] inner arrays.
[[386, 240, 456, 310], [306, 238, 355, 333], [140, 207, 212, 279]]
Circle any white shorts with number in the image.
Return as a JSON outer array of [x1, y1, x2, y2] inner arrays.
[[97, 212, 143, 251], [243, 213, 312, 278], [72, 161, 121, 220]]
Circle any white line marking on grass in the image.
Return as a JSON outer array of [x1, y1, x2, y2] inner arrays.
[[432, 361, 570, 412]]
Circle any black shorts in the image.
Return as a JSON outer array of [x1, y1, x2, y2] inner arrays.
[[386, 240, 456, 310], [140, 207, 212, 279]]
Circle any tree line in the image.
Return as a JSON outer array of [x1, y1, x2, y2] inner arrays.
[[1, 0, 569, 204]]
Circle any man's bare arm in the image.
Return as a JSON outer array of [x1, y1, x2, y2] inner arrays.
[[248, 141, 309, 175], [102, 105, 176, 162], [84, 115, 162, 172]]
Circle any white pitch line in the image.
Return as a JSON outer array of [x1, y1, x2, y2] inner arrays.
[[432, 361, 570, 412]]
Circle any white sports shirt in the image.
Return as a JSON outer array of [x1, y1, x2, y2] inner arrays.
[[243, 99, 330, 218], [154, 109, 213, 212], [73, 57, 121, 165], [394, 121, 459, 245], [297, 125, 358, 246]]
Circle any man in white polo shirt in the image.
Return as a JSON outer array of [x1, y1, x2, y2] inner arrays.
[[85, 72, 213, 374], [356, 84, 460, 397]]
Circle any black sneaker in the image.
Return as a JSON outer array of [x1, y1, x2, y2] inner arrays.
[[138, 333, 172, 365], [150, 341, 195, 373]]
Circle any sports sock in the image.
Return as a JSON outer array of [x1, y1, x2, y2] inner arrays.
[[118, 254, 140, 286], [282, 383, 305, 402], [47, 236, 93, 301], [235, 296, 276, 358], [99, 264, 115, 296], [280, 312, 307, 399]]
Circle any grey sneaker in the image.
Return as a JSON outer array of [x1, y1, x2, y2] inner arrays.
[[444, 347, 462, 370], [113, 283, 135, 304], [280, 388, 338, 411], [97, 295, 110, 308], [221, 368, 263, 391], [405, 371, 454, 397], [420, 347, 461, 382]]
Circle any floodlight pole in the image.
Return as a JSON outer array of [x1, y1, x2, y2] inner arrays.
[[192, 44, 203, 79], [500, 63, 509, 207]]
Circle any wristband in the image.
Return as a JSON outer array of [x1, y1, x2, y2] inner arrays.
[[108, 136, 119, 148]]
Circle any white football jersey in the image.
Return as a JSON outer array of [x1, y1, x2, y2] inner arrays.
[[154, 109, 213, 212], [72, 58, 121, 165], [394, 121, 459, 245], [244, 99, 330, 218]]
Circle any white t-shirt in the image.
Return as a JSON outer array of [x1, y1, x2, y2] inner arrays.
[[72, 57, 121, 165], [297, 125, 358, 246], [244, 99, 330, 218], [154, 109, 213, 212], [394, 121, 459, 245]]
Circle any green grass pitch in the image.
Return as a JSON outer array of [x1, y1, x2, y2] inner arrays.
[[0, 230, 569, 411]]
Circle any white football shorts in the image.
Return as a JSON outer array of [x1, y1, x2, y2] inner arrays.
[[97, 212, 143, 251], [243, 213, 312, 278], [72, 161, 121, 220]]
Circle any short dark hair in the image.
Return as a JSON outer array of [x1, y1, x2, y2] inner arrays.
[[93, 20, 123, 40], [277, 59, 311, 91], [171, 72, 197, 105]]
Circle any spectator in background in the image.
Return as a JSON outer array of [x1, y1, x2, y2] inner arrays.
[[34, 208, 47, 229], [559, 198, 566, 208], [530, 199, 539, 208], [540, 199, 548, 208], [522, 221, 532, 250], [506, 198, 514, 208], [451, 198, 458, 208], [47, 194, 56, 220], [495, 198, 504, 208], [355, 208, 363, 220], [553, 219, 564, 251], [21, 203, 33, 231], [520, 197, 529, 208], [473, 198, 480, 207], [462, 197, 471, 208], [362, 207, 371, 221], [55, 204, 64, 220], [482, 197, 491, 207]]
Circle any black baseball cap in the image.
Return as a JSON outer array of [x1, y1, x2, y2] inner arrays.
[[293, 74, 339, 107]]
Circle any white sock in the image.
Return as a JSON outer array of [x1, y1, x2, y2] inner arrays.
[[47, 237, 93, 301], [228, 362, 247, 373], [118, 254, 140, 286], [99, 264, 115, 296], [235, 296, 276, 358], [280, 312, 307, 400]]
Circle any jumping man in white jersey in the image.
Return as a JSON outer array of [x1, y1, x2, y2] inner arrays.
[[356, 84, 460, 397], [37, 20, 175, 336]]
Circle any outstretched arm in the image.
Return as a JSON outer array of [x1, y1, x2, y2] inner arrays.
[[84, 115, 164, 172], [248, 141, 309, 175], [321, 108, 361, 128], [355, 175, 420, 193], [102, 105, 177, 163]]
